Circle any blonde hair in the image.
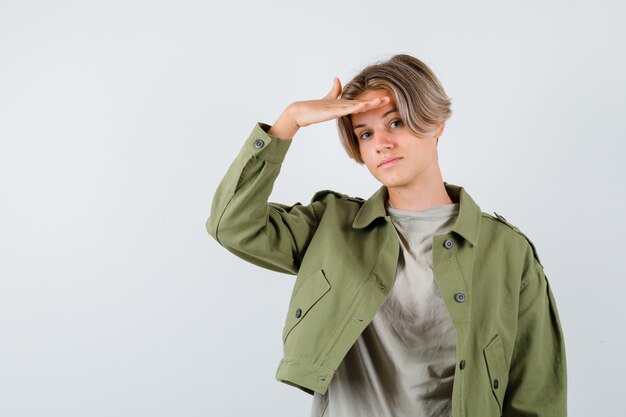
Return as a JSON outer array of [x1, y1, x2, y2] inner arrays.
[[337, 54, 452, 163]]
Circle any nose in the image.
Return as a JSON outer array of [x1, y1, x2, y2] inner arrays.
[[374, 131, 394, 152]]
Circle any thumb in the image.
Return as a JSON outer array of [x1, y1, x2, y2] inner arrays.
[[323, 77, 342, 99]]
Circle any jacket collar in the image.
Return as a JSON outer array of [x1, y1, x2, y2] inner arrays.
[[352, 182, 481, 246]]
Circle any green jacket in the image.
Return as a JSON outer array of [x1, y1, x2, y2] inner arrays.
[[206, 122, 567, 417]]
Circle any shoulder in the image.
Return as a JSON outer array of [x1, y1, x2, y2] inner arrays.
[[481, 211, 544, 266], [310, 189, 366, 205]]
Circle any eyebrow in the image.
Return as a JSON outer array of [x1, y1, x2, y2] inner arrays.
[[352, 108, 399, 130]]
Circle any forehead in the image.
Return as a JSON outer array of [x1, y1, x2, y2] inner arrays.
[[350, 89, 397, 128]]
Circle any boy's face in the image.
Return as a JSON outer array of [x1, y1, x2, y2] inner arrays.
[[350, 89, 443, 192]]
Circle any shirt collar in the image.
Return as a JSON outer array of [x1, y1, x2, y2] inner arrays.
[[352, 182, 481, 246]]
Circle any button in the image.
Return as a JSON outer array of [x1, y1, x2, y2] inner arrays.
[[295, 308, 302, 318], [443, 239, 453, 249], [454, 293, 466, 303], [254, 139, 265, 149], [493, 379, 499, 389], [459, 360, 466, 370]]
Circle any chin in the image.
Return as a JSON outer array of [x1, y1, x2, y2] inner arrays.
[[378, 177, 406, 188]]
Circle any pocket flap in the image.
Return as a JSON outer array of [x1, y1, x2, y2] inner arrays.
[[483, 334, 509, 415], [282, 269, 331, 343]]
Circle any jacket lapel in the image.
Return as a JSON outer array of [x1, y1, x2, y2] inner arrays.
[[352, 182, 481, 248]]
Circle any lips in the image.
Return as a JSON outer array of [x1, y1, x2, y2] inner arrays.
[[378, 156, 402, 168]]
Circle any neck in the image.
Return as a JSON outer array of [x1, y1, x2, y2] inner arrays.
[[387, 172, 453, 211]]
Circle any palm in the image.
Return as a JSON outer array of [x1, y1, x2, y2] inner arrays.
[[292, 78, 389, 127]]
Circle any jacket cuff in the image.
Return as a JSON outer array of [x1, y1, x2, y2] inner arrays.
[[244, 122, 293, 164]]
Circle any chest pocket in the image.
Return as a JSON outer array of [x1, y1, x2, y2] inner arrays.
[[483, 334, 509, 416], [282, 269, 331, 343]]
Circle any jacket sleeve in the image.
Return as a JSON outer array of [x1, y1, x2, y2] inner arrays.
[[206, 122, 324, 275], [503, 257, 568, 416]]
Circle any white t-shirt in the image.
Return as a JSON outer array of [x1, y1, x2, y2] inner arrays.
[[309, 202, 459, 417]]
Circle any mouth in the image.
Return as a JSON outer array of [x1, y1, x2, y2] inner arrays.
[[378, 157, 402, 168]]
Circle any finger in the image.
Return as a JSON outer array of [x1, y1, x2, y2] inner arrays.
[[349, 96, 391, 114], [324, 97, 388, 121], [334, 96, 389, 109], [323, 77, 342, 100]]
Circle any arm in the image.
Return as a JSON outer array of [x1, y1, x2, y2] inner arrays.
[[503, 259, 568, 416], [206, 78, 390, 275], [206, 122, 322, 275]]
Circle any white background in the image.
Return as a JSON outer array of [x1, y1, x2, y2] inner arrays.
[[1, 0, 625, 416]]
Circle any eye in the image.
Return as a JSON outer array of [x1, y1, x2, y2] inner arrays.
[[359, 131, 371, 140], [390, 119, 402, 128]]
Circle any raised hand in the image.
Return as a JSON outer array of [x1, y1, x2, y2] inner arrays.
[[268, 78, 390, 140]]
